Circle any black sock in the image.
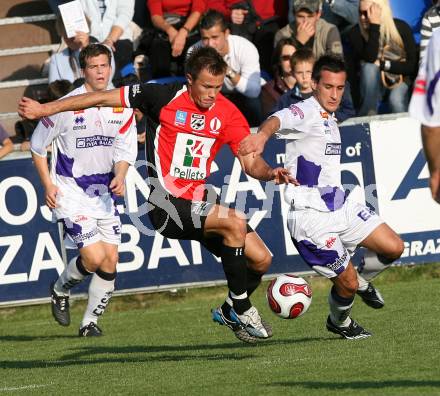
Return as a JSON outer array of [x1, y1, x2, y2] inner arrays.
[[246, 267, 263, 297], [220, 245, 251, 314], [76, 256, 92, 276]]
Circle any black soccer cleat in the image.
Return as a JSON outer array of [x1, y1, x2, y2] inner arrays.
[[326, 316, 372, 340], [357, 282, 384, 309], [78, 322, 103, 337], [50, 282, 70, 326]]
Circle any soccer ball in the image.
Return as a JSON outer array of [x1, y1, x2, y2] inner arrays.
[[266, 274, 312, 319]]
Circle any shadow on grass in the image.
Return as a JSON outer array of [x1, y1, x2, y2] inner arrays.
[[0, 352, 256, 369], [0, 335, 78, 342], [269, 380, 440, 390]]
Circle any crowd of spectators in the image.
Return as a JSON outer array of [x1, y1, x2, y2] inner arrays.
[[2, 0, 439, 159]]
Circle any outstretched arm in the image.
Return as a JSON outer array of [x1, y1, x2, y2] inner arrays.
[[18, 88, 123, 120], [238, 152, 298, 185], [239, 116, 281, 157]]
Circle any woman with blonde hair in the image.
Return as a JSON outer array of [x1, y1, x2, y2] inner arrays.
[[348, 0, 417, 115]]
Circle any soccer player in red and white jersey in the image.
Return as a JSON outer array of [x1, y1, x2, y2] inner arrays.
[[19, 47, 296, 343], [409, 29, 440, 204]]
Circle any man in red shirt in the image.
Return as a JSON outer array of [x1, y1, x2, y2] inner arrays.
[[19, 47, 296, 343]]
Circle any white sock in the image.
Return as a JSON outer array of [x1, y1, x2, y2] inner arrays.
[[81, 270, 115, 328], [328, 286, 354, 328], [54, 257, 91, 296], [357, 272, 369, 292]]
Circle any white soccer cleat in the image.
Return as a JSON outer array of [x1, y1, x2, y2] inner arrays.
[[235, 306, 269, 339]]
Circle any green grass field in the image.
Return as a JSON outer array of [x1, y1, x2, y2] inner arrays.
[[1, 264, 440, 395]]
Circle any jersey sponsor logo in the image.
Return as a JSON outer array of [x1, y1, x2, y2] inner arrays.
[[175, 110, 187, 126], [325, 143, 341, 155], [288, 104, 304, 119], [325, 236, 336, 249], [113, 107, 124, 113], [41, 117, 54, 129], [73, 215, 88, 222], [190, 114, 205, 131], [108, 119, 123, 125], [171, 133, 215, 180], [76, 135, 115, 148], [209, 117, 221, 134]]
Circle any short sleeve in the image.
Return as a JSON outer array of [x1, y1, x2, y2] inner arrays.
[[409, 30, 440, 126], [31, 114, 61, 157], [223, 105, 250, 156]]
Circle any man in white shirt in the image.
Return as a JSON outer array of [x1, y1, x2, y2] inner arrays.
[[31, 44, 137, 337], [409, 29, 440, 203], [240, 55, 404, 339], [189, 9, 262, 126]]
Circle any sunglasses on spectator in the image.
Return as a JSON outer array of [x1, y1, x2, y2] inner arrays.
[[281, 55, 293, 61]]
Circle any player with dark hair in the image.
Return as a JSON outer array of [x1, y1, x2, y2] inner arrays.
[[19, 46, 296, 343], [29, 43, 137, 337], [240, 55, 404, 339]]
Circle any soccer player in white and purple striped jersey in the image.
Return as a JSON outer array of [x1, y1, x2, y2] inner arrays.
[[30, 44, 137, 337], [240, 55, 404, 339]]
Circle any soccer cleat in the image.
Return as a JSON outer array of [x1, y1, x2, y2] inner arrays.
[[50, 282, 70, 326], [235, 306, 269, 339], [261, 319, 273, 338], [326, 316, 372, 340], [357, 282, 385, 309], [78, 322, 103, 337], [212, 306, 258, 344]]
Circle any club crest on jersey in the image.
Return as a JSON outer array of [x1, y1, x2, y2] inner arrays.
[[113, 107, 124, 113], [209, 117, 221, 134], [190, 114, 205, 131], [288, 104, 304, 119], [175, 110, 187, 126]]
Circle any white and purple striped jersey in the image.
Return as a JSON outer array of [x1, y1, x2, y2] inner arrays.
[[410, 28, 440, 127], [31, 85, 137, 220], [272, 96, 345, 212]]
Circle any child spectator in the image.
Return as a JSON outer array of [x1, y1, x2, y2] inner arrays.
[[261, 38, 297, 117], [273, 49, 355, 122]]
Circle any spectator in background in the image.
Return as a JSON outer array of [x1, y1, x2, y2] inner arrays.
[[188, 9, 262, 126], [49, 17, 116, 87], [261, 38, 297, 117], [210, 0, 287, 72], [275, 0, 343, 59], [419, 1, 440, 64], [288, 0, 359, 37], [79, 0, 135, 80], [0, 124, 13, 160], [348, 0, 417, 116], [138, 0, 205, 78], [272, 49, 355, 121]]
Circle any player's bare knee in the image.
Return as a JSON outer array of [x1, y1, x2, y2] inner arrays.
[[223, 214, 247, 245], [82, 254, 105, 272], [340, 277, 358, 296], [249, 251, 271, 273], [382, 237, 404, 261]]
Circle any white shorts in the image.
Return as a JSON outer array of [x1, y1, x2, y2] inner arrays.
[[287, 199, 383, 278], [61, 213, 121, 249]]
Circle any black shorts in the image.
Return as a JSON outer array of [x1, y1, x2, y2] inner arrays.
[[148, 188, 253, 257]]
